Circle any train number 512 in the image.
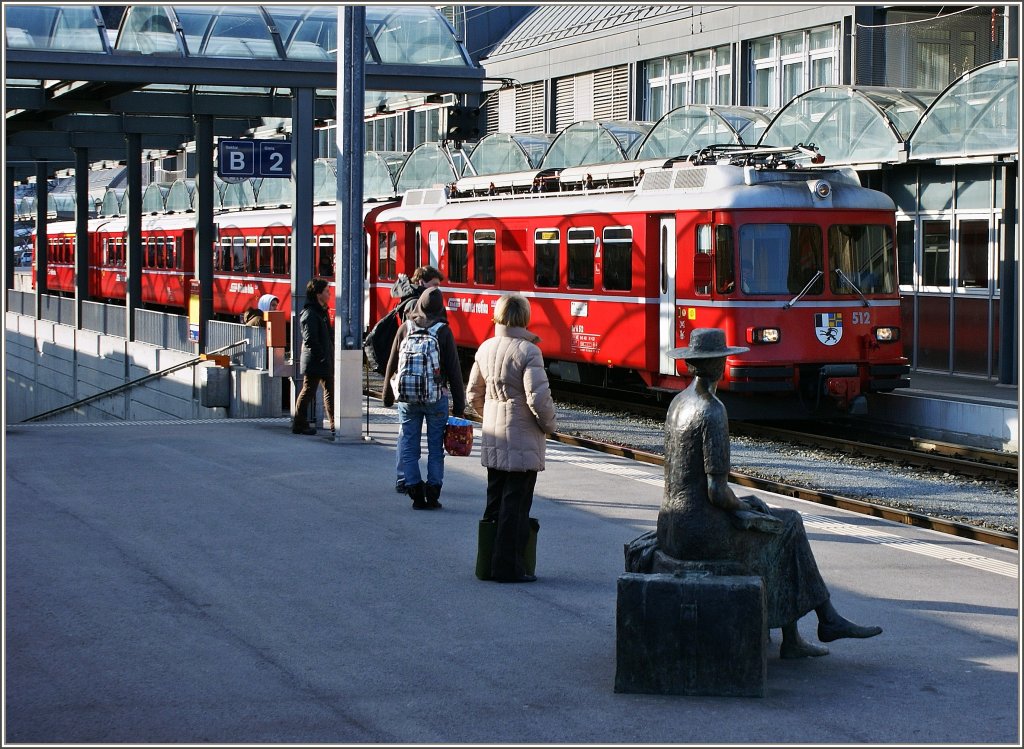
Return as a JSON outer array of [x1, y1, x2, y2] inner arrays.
[[851, 311, 871, 325]]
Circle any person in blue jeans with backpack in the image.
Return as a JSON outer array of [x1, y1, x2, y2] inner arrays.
[[382, 287, 466, 510]]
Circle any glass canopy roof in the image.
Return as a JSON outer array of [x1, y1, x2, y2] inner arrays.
[[758, 86, 937, 166], [4, 5, 110, 53], [467, 133, 557, 175], [909, 59, 1019, 161], [634, 105, 772, 160], [539, 121, 653, 170]]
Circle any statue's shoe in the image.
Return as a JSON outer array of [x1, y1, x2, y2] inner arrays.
[[818, 620, 883, 642], [780, 640, 829, 659]]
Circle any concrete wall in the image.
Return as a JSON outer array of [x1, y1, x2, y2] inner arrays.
[[5, 311, 282, 424]]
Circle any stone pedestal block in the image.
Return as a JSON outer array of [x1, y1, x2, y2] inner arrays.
[[615, 572, 767, 697]]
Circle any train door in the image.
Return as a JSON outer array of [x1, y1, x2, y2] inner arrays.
[[658, 216, 677, 375]]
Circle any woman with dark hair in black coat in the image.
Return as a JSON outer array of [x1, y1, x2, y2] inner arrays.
[[292, 278, 334, 436]]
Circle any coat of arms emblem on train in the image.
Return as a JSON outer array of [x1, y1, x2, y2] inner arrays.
[[814, 312, 843, 345]]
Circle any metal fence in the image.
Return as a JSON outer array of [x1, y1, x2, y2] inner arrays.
[[6, 292, 268, 370], [135, 308, 192, 353], [81, 299, 126, 336], [206, 319, 267, 370]]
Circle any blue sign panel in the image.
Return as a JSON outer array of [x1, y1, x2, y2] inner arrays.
[[259, 141, 291, 178], [218, 139, 292, 179]]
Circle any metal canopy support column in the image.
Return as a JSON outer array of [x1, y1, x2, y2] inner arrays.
[[5, 177, 14, 296], [335, 6, 367, 442], [34, 161, 48, 319], [195, 115, 214, 352], [125, 132, 142, 341], [291, 86, 314, 393], [74, 147, 89, 328], [998, 165, 1017, 385]]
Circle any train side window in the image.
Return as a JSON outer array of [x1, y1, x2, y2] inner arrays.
[[602, 226, 632, 291], [170, 236, 181, 270], [448, 230, 468, 283], [316, 235, 333, 277], [567, 227, 595, 289], [534, 229, 559, 288], [245, 238, 259, 273], [258, 237, 273, 274], [216, 239, 229, 272], [156, 237, 168, 269], [146, 237, 157, 268], [695, 224, 712, 295], [715, 225, 735, 293], [274, 236, 289, 276], [474, 229, 496, 285], [232, 238, 246, 272]]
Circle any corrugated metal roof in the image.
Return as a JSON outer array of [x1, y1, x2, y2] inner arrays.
[[487, 5, 692, 57]]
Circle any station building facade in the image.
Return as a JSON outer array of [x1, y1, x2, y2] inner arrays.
[[462, 4, 1018, 384]]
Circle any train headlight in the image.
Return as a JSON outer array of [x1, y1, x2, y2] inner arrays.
[[813, 180, 831, 199], [747, 327, 781, 344], [873, 326, 900, 343]]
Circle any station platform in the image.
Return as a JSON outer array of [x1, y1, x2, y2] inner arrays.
[[5, 409, 1018, 744], [865, 370, 1019, 452]]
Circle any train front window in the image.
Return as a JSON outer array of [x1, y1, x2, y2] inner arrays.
[[534, 229, 559, 288], [737, 224, 823, 295], [828, 224, 894, 295], [448, 230, 468, 283], [473, 229, 496, 285], [567, 227, 595, 289], [603, 226, 632, 291]]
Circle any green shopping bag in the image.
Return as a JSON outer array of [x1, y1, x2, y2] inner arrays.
[[475, 518, 539, 580]]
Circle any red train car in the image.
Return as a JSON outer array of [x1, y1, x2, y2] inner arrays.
[[31, 203, 384, 322], [367, 149, 909, 417]]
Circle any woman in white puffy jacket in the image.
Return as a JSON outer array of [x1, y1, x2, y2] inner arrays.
[[467, 293, 557, 583]]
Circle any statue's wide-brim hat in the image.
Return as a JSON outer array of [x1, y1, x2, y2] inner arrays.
[[668, 327, 749, 359]]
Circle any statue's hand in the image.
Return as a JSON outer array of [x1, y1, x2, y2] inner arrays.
[[743, 495, 771, 514]]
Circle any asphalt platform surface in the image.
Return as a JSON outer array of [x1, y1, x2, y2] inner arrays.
[[5, 408, 1020, 744]]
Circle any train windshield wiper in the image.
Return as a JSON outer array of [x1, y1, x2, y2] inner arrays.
[[783, 270, 823, 309], [835, 268, 871, 307]]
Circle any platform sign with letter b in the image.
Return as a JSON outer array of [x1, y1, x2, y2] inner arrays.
[[218, 139, 292, 180]]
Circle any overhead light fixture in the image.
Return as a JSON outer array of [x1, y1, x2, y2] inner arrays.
[[425, 93, 444, 105], [376, 103, 393, 115]]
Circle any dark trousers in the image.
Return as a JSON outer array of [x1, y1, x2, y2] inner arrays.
[[293, 374, 334, 431], [484, 468, 537, 580]]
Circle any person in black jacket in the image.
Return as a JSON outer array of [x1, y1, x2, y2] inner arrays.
[[292, 278, 334, 436]]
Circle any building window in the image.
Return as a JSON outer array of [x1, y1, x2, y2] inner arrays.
[[749, 25, 839, 108], [921, 220, 950, 287], [645, 45, 732, 119], [957, 219, 989, 289]]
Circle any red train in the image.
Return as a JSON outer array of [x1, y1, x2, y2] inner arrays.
[[32, 145, 909, 417]]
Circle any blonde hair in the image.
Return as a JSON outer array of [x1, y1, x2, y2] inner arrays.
[[493, 293, 531, 328]]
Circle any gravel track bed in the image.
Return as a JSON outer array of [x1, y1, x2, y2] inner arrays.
[[553, 401, 1020, 535]]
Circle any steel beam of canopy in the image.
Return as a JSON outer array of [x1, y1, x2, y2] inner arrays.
[[5, 51, 484, 94], [334, 6, 367, 443], [74, 147, 89, 329], [109, 91, 332, 120], [9, 130, 186, 151]]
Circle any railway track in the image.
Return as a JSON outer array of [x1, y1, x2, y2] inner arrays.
[[550, 383, 1018, 486], [551, 430, 1018, 551]]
